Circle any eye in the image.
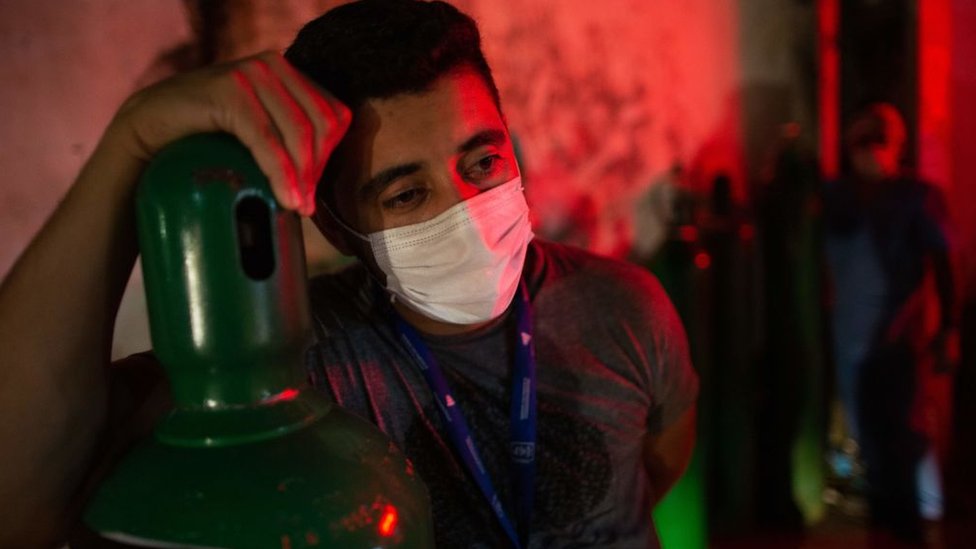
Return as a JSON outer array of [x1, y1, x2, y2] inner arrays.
[[465, 154, 504, 180], [381, 187, 429, 211], [477, 155, 498, 172]]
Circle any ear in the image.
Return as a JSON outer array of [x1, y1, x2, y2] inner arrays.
[[310, 205, 357, 257], [310, 202, 388, 287]]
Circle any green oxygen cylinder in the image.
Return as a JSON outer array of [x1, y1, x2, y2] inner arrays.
[[81, 133, 433, 548]]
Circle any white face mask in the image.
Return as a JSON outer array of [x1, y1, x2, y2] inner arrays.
[[336, 176, 533, 324]]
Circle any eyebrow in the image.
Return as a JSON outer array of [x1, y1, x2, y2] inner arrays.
[[357, 128, 509, 199], [457, 129, 508, 154], [358, 162, 423, 199]]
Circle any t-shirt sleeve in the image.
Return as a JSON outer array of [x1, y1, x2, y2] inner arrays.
[[576, 253, 700, 435], [642, 274, 698, 434]]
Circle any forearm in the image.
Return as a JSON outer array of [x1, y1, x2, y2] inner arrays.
[[645, 406, 696, 506], [646, 451, 693, 507], [0, 126, 144, 545]]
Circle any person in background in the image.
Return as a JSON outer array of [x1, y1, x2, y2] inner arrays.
[[0, 1, 698, 546], [824, 103, 956, 544]]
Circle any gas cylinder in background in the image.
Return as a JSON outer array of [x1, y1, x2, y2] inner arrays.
[[80, 133, 433, 548]]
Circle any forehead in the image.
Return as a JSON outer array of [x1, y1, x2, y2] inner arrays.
[[333, 67, 507, 191]]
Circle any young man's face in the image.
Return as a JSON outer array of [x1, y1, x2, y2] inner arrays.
[[324, 66, 519, 239], [845, 107, 905, 182], [849, 140, 902, 181]]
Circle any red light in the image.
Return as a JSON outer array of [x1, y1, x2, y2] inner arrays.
[[378, 505, 398, 537], [918, 0, 952, 189], [738, 223, 755, 241], [263, 387, 300, 404], [694, 252, 711, 270], [818, 0, 840, 180], [678, 225, 698, 242]]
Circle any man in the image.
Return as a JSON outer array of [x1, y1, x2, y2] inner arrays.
[[825, 103, 956, 543], [0, 1, 697, 546]]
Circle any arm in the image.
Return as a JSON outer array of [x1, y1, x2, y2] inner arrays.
[[0, 52, 349, 546], [931, 247, 959, 372], [622, 270, 698, 508], [0, 127, 142, 545], [643, 405, 697, 506], [923, 186, 958, 371]]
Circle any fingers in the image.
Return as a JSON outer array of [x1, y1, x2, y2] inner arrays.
[[261, 54, 352, 212], [224, 69, 304, 211], [231, 52, 351, 216], [109, 51, 351, 216]]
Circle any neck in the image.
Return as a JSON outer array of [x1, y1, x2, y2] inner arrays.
[[393, 300, 495, 337]]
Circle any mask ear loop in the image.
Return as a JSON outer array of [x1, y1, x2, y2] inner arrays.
[[321, 201, 398, 304], [323, 195, 479, 311], [321, 201, 370, 243]]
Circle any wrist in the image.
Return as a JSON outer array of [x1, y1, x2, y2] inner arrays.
[[77, 123, 150, 197], [99, 113, 150, 162]]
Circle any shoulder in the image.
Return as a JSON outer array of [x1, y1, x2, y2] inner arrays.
[[890, 176, 948, 218], [823, 178, 847, 195], [527, 241, 696, 428], [914, 178, 947, 206], [526, 239, 677, 325], [888, 174, 940, 198], [307, 261, 383, 335], [823, 177, 859, 203], [528, 238, 662, 287]]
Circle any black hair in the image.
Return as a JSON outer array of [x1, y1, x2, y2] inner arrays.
[[284, 0, 500, 111]]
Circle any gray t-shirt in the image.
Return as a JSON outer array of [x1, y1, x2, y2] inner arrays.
[[305, 239, 698, 548]]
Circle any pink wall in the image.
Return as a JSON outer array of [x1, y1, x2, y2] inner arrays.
[[0, 2, 190, 276], [459, 0, 743, 256], [0, 1, 191, 358]]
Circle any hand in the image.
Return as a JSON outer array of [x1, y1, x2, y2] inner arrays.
[[106, 51, 351, 215]]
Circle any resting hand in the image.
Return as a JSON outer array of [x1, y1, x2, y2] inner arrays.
[[107, 51, 350, 215]]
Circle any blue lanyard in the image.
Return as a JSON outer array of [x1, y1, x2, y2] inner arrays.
[[390, 280, 537, 549]]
